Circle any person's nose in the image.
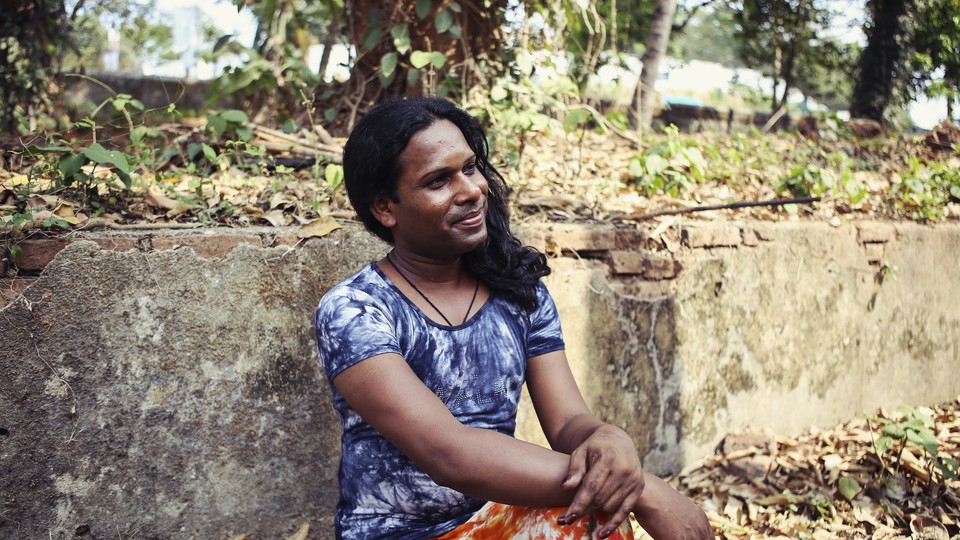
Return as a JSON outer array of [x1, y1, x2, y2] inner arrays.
[[454, 172, 486, 204]]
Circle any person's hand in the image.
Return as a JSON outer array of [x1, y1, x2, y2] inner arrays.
[[557, 424, 645, 537], [633, 474, 713, 540]]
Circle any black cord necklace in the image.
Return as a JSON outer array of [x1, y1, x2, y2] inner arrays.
[[387, 251, 479, 326]]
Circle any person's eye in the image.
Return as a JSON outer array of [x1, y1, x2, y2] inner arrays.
[[427, 175, 449, 188], [463, 162, 477, 175]]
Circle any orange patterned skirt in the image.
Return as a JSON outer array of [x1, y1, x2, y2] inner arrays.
[[432, 502, 633, 539]]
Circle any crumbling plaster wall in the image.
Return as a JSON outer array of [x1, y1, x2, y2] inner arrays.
[[1, 233, 386, 539], [1, 221, 958, 538], [669, 222, 960, 464]]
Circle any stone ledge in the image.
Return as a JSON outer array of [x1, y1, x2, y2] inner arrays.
[[609, 251, 681, 280], [527, 223, 618, 253], [14, 237, 140, 272], [682, 224, 742, 248], [857, 222, 895, 244], [151, 234, 263, 259]]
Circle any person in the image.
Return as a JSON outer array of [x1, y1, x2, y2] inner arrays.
[[315, 97, 712, 540]]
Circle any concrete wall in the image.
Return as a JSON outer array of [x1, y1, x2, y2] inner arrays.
[[2, 221, 958, 538]]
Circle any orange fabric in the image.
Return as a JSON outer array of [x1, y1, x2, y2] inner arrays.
[[431, 502, 633, 540]]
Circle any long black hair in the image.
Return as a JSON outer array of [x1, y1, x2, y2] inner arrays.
[[342, 97, 550, 312]]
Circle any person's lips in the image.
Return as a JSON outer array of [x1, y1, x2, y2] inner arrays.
[[453, 203, 486, 227]]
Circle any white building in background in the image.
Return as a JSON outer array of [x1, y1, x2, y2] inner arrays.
[[592, 55, 829, 114], [143, 1, 256, 80], [102, 28, 120, 72]]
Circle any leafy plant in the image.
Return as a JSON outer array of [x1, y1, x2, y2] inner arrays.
[[467, 55, 576, 165], [871, 405, 958, 484], [628, 126, 706, 196], [890, 157, 960, 221], [24, 143, 135, 193], [774, 141, 866, 205]]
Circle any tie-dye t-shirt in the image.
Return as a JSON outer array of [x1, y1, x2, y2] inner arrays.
[[315, 263, 565, 540]]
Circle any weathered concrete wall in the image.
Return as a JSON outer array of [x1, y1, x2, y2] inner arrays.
[[670, 222, 960, 465], [2, 221, 959, 538], [1, 231, 387, 539]]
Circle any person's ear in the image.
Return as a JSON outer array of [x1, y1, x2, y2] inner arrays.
[[370, 196, 397, 229]]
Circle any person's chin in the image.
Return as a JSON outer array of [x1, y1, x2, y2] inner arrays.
[[453, 223, 488, 252]]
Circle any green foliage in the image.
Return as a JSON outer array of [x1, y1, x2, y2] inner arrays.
[[628, 126, 706, 197], [467, 52, 590, 165], [325, 163, 344, 193], [907, 0, 960, 110], [207, 0, 341, 119], [0, 0, 69, 132], [734, 0, 836, 111], [871, 405, 959, 483], [61, 2, 178, 73], [773, 139, 866, 204], [14, 141, 136, 222], [891, 156, 960, 220], [205, 109, 252, 142], [674, 5, 742, 68]]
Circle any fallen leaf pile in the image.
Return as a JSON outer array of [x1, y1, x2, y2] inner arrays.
[[2, 119, 959, 236], [633, 399, 960, 539]]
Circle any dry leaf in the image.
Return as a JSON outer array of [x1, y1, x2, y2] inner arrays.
[[284, 522, 309, 540], [261, 210, 288, 227], [298, 216, 341, 238], [144, 188, 179, 210]]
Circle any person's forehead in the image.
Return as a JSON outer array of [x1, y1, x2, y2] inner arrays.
[[400, 120, 473, 167]]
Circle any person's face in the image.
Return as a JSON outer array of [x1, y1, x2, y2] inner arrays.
[[371, 119, 489, 260]]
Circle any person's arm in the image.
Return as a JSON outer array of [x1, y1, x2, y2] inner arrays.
[[527, 350, 712, 539], [526, 350, 646, 536], [634, 473, 714, 539], [332, 351, 579, 507]]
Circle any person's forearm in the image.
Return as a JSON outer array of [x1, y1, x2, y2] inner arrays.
[[548, 412, 608, 453], [423, 424, 577, 508], [633, 473, 713, 539]]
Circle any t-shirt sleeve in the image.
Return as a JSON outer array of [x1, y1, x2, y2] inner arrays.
[[316, 285, 402, 381], [526, 281, 565, 358]]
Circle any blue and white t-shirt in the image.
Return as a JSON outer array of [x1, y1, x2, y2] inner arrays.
[[315, 263, 565, 540]]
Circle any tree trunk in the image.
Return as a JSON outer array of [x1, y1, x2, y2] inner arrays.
[[317, 32, 334, 82], [850, 0, 912, 122], [771, 44, 782, 112], [0, 0, 68, 131], [631, 0, 677, 132], [778, 42, 798, 111], [343, 0, 506, 102]]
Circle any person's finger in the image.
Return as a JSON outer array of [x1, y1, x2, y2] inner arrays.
[[560, 463, 611, 524], [597, 496, 636, 539], [561, 447, 587, 490]]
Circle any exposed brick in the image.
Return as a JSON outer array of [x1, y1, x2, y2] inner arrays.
[[857, 222, 894, 244], [741, 228, 761, 247], [644, 256, 681, 280], [0, 278, 36, 309], [89, 237, 139, 252], [271, 234, 303, 247], [609, 251, 645, 274], [13, 238, 73, 272], [864, 243, 885, 263], [609, 251, 679, 280], [682, 225, 741, 248], [614, 228, 647, 249], [543, 224, 617, 252], [151, 234, 263, 259]]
